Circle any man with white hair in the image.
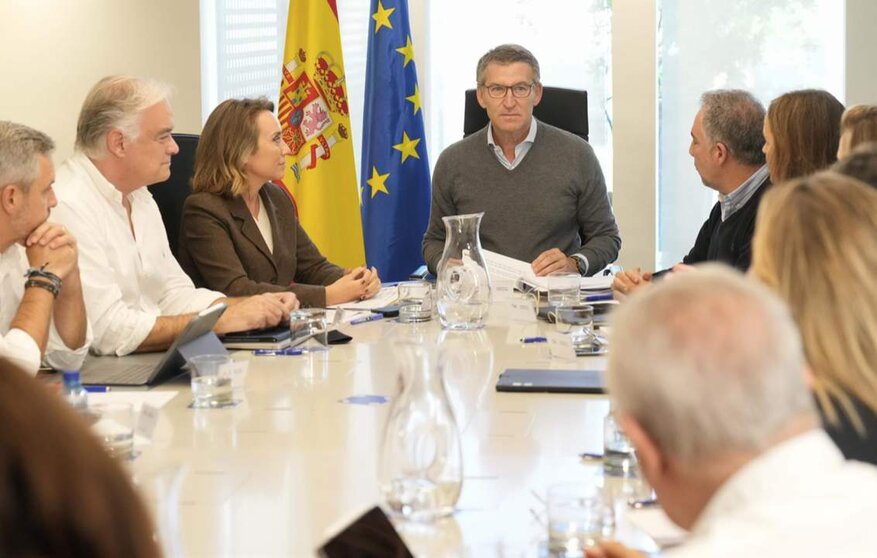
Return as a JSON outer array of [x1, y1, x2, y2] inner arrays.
[[0, 121, 89, 374], [52, 76, 298, 355], [591, 266, 877, 557]]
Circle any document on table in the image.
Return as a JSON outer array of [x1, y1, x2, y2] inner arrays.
[[88, 390, 178, 411], [482, 249, 613, 292], [327, 285, 398, 310]]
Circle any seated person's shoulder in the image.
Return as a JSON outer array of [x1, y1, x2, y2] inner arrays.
[[438, 129, 488, 161], [538, 122, 594, 154], [260, 182, 294, 206], [184, 191, 226, 211]]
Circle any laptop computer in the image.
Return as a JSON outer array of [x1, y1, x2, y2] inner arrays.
[[80, 304, 228, 387]]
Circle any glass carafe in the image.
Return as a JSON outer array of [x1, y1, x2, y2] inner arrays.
[[379, 340, 463, 522], [436, 212, 491, 330]]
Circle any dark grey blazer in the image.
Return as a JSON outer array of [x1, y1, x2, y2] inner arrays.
[[177, 183, 344, 307]]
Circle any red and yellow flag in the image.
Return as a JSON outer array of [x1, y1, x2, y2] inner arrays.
[[278, 0, 365, 268]]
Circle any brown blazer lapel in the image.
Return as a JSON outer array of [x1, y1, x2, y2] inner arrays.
[[260, 185, 298, 283], [228, 195, 279, 275]]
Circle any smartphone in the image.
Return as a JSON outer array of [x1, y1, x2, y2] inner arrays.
[[318, 506, 413, 558]]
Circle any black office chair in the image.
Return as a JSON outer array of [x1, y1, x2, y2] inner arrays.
[[462, 86, 589, 141], [148, 133, 199, 259]]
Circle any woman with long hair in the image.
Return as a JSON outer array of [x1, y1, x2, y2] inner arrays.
[[178, 98, 381, 307], [762, 89, 844, 183], [750, 172, 877, 464]]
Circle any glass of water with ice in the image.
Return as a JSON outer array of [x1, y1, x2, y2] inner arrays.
[[188, 354, 236, 409]]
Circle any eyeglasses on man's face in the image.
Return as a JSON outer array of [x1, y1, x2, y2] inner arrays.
[[482, 82, 535, 99]]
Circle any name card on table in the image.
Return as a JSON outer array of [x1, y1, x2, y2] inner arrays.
[[546, 331, 577, 361], [221, 360, 250, 390], [137, 403, 160, 440], [508, 299, 537, 323]]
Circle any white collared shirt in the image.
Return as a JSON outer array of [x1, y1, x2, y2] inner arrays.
[[0, 244, 90, 374], [52, 152, 224, 356], [487, 118, 537, 170], [668, 430, 877, 557]]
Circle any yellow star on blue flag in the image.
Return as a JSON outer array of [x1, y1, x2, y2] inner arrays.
[[372, 1, 395, 33], [366, 166, 391, 198], [405, 84, 422, 115], [360, 0, 431, 282], [395, 35, 414, 67], [392, 131, 421, 163]]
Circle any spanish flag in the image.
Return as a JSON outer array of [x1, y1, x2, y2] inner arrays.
[[278, 0, 365, 268]]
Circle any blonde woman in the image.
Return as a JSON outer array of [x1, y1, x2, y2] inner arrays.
[[178, 98, 381, 307], [838, 104, 877, 160], [751, 172, 877, 464]]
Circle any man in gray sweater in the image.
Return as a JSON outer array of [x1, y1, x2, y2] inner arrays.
[[422, 44, 620, 276]]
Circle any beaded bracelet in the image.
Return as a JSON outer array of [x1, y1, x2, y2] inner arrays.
[[25, 278, 60, 298]]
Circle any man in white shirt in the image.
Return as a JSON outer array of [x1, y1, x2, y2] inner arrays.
[[0, 122, 89, 374], [52, 76, 298, 356], [591, 266, 877, 558]]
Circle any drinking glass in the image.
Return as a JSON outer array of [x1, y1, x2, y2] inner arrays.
[[90, 402, 136, 460], [188, 354, 236, 409], [397, 280, 434, 323], [604, 410, 639, 477], [547, 272, 582, 308], [547, 483, 615, 557], [554, 304, 595, 352], [290, 308, 329, 351]]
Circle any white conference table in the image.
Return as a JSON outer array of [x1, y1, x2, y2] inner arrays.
[[131, 297, 661, 557]]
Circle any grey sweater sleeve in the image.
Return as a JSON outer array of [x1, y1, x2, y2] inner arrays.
[[422, 150, 455, 274], [572, 146, 621, 274]]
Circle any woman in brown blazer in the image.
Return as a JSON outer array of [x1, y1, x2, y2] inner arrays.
[[178, 98, 381, 307]]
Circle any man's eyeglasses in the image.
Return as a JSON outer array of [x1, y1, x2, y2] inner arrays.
[[482, 83, 535, 99]]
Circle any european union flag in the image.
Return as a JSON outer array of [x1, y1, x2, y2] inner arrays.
[[360, 0, 431, 282]]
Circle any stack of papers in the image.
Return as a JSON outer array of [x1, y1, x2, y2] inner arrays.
[[482, 250, 613, 292]]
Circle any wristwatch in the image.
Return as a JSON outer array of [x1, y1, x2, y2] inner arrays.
[[569, 255, 588, 276]]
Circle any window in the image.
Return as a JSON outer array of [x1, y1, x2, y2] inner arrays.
[[200, 0, 286, 122], [201, 0, 371, 176], [656, 0, 845, 269]]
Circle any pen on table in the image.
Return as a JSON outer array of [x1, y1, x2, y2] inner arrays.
[[583, 293, 614, 303], [579, 451, 604, 461], [350, 313, 383, 325], [84, 385, 111, 393], [253, 347, 304, 356], [520, 336, 547, 344]]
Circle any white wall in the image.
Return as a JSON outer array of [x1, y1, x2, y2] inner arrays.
[[611, 0, 657, 270], [0, 0, 202, 162], [846, 0, 877, 105]]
